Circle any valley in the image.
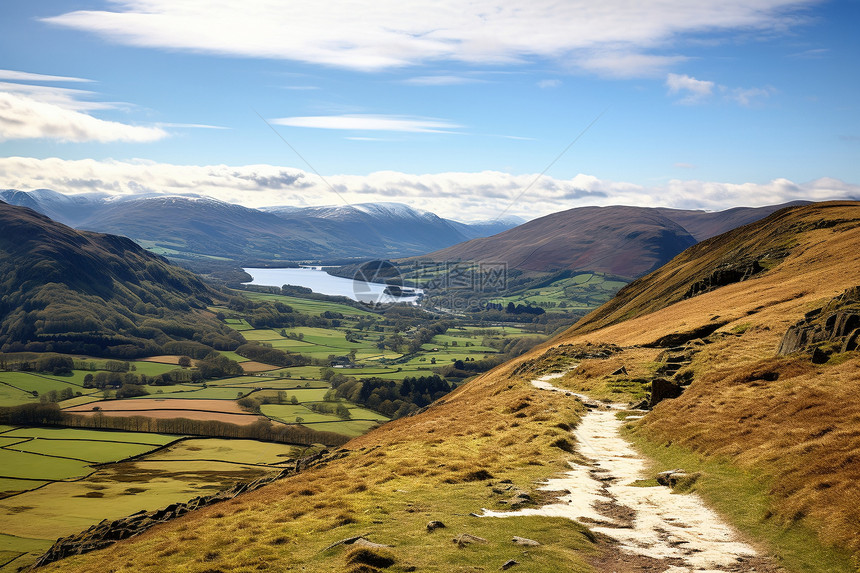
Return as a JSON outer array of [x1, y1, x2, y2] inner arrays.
[[0, 198, 858, 573]]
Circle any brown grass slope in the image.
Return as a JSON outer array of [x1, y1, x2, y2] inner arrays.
[[570, 201, 860, 336], [551, 201, 860, 562], [42, 357, 603, 573], [409, 205, 697, 277], [40, 201, 860, 572]]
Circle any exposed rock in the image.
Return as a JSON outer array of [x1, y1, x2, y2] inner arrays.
[[683, 260, 764, 299], [512, 536, 540, 546], [426, 520, 446, 532], [647, 322, 729, 348], [352, 538, 393, 549], [656, 469, 687, 487], [501, 559, 519, 570], [452, 533, 488, 548], [649, 378, 683, 408], [777, 286, 860, 360], [610, 366, 628, 376]]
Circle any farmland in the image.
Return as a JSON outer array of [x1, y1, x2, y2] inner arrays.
[[0, 287, 547, 570], [0, 426, 301, 572]]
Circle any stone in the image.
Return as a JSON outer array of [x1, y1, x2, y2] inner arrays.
[[512, 536, 540, 546], [656, 469, 685, 486], [452, 533, 488, 548], [649, 378, 683, 408], [426, 520, 445, 532], [611, 366, 628, 376], [501, 559, 519, 570]]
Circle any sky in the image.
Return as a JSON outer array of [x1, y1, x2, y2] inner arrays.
[[0, 0, 858, 221]]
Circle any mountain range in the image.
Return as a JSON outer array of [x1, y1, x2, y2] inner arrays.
[[413, 201, 809, 279], [0, 189, 522, 263]]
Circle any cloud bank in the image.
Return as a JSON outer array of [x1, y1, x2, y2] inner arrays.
[[0, 92, 167, 143], [1, 157, 855, 222], [44, 0, 817, 76]]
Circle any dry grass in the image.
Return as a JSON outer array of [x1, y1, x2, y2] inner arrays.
[[42, 362, 599, 572], [635, 354, 860, 554], [39, 202, 860, 571]]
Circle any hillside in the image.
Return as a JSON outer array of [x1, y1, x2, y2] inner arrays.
[[655, 201, 810, 241], [0, 202, 243, 358], [39, 201, 860, 572], [412, 205, 698, 278]]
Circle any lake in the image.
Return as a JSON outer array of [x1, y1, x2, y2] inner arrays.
[[243, 267, 423, 305]]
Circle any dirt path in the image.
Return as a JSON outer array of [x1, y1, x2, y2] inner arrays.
[[484, 372, 777, 572]]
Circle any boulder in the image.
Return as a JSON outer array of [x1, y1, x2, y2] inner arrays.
[[426, 520, 445, 532], [649, 378, 683, 408], [452, 533, 488, 548], [656, 469, 686, 487], [512, 536, 540, 546], [501, 559, 519, 570]]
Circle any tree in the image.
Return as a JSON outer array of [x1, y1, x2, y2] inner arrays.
[[178, 355, 192, 368], [290, 395, 299, 405], [335, 404, 352, 420]]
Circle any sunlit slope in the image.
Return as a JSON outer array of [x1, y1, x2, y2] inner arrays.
[[42, 353, 601, 572], [551, 201, 860, 562], [40, 201, 860, 572], [567, 201, 860, 339]]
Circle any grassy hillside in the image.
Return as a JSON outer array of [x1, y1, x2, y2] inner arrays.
[[0, 202, 243, 357], [550, 200, 860, 566], [37, 201, 860, 572]]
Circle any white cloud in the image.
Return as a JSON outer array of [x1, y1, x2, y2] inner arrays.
[[0, 69, 93, 83], [727, 86, 775, 106], [668, 73, 776, 107], [272, 114, 462, 133], [666, 73, 715, 103], [537, 79, 561, 89], [43, 1, 817, 76], [0, 157, 855, 222], [0, 92, 167, 143]]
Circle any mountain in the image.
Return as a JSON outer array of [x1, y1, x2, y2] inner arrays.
[[446, 214, 526, 240], [42, 201, 860, 571], [0, 201, 243, 357], [264, 202, 522, 251], [0, 188, 108, 227], [411, 205, 699, 278], [655, 200, 812, 241], [264, 202, 475, 255], [74, 195, 361, 262], [1, 190, 519, 263]]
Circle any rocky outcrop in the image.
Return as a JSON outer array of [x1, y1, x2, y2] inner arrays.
[[683, 260, 764, 299], [649, 378, 683, 408], [777, 286, 860, 359], [30, 449, 348, 570]]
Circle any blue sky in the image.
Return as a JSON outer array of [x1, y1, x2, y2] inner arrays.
[[0, 0, 858, 220]]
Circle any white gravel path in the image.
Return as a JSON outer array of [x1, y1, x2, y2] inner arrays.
[[482, 372, 762, 572]]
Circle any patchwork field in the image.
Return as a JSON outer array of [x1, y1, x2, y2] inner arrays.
[[0, 432, 301, 572], [64, 398, 263, 425]]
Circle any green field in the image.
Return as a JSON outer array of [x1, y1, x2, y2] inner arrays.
[[0, 432, 299, 571], [240, 291, 376, 317], [0, 372, 85, 407], [490, 272, 628, 311]]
